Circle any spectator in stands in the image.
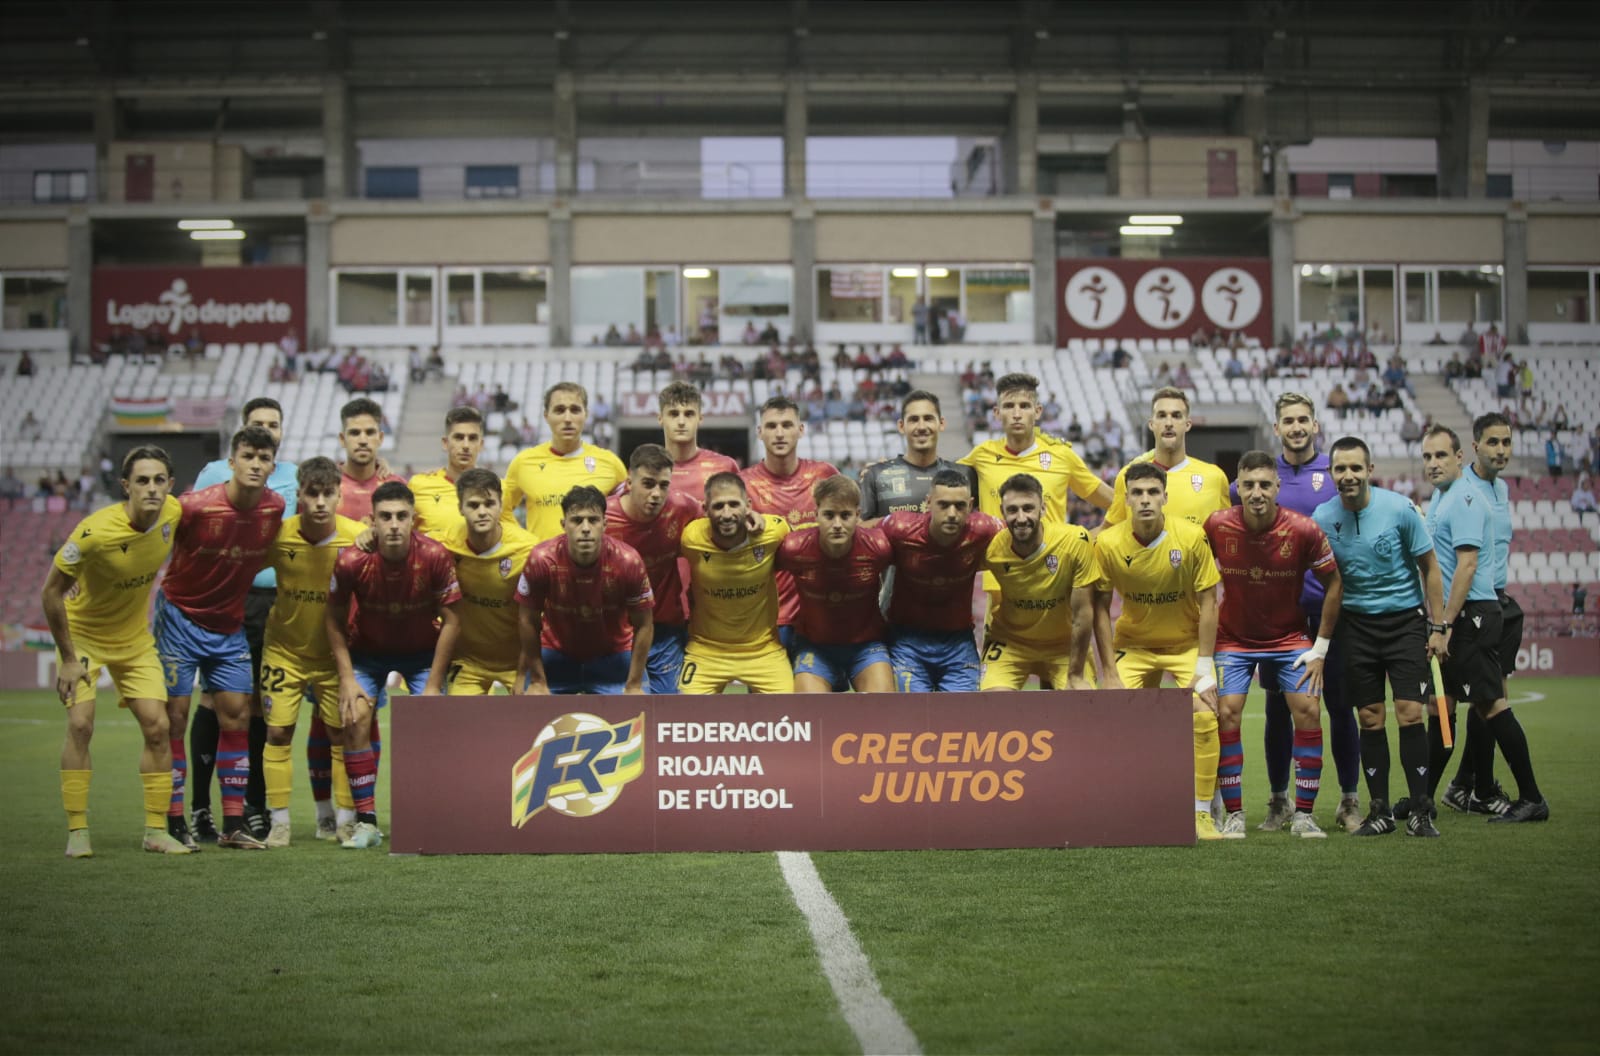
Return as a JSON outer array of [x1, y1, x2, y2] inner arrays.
[[34, 472, 52, 498], [622, 323, 640, 345], [16, 349, 35, 377], [1391, 475, 1417, 501], [1478, 322, 1506, 363], [1153, 362, 1174, 388], [1445, 352, 1464, 381], [912, 298, 929, 345], [1173, 363, 1196, 390], [805, 391, 827, 430], [518, 417, 539, 447], [1190, 325, 1211, 349], [1365, 321, 1389, 345], [52, 469, 70, 498], [1426, 330, 1449, 346], [1552, 403, 1571, 431], [1223, 350, 1245, 379], [498, 418, 521, 450], [0, 466, 23, 501], [604, 324, 623, 346], [886, 344, 908, 369], [1495, 356, 1516, 399], [1518, 360, 1535, 403], [1571, 475, 1597, 521], [758, 321, 780, 345], [1547, 430, 1565, 478], [1573, 582, 1589, 616], [409, 347, 425, 382], [823, 385, 848, 423], [1589, 425, 1600, 476], [1111, 343, 1132, 369], [592, 392, 611, 425], [491, 385, 514, 414], [1064, 413, 1083, 443], [75, 466, 96, 509], [846, 393, 868, 423], [741, 321, 759, 345], [18, 410, 43, 442], [631, 347, 655, 373], [451, 385, 471, 408], [1082, 429, 1108, 469], [1364, 384, 1389, 417], [1326, 383, 1350, 419], [1400, 412, 1423, 453], [663, 327, 682, 348]]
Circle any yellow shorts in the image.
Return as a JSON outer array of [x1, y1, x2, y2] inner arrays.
[[56, 640, 165, 708], [446, 659, 515, 696], [1114, 645, 1198, 690], [680, 640, 795, 695], [258, 644, 341, 729], [980, 638, 1076, 690]]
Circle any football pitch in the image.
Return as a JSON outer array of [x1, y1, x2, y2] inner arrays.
[[2, 681, 1596, 1055]]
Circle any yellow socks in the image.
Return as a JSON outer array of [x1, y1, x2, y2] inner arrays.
[[264, 742, 293, 810], [139, 770, 171, 829], [331, 745, 354, 810], [61, 769, 91, 830], [1193, 711, 1220, 806]]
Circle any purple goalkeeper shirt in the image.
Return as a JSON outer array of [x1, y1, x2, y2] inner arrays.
[[1231, 451, 1336, 614]]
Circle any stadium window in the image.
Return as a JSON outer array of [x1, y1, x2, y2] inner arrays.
[[465, 165, 519, 199], [1, 274, 69, 330], [1528, 269, 1591, 324], [364, 166, 420, 199], [335, 271, 400, 326], [817, 267, 885, 323], [446, 270, 477, 325], [1438, 268, 1503, 324], [32, 170, 88, 203], [1381, 173, 1438, 198], [925, 266, 961, 318], [572, 266, 645, 344], [720, 266, 791, 337], [1403, 269, 1435, 324], [404, 272, 434, 326], [885, 267, 916, 323], [1326, 174, 1355, 200], [482, 269, 546, 325], [1486, 173, 1513, 199], [1362, 267, 1396, 337], [965, 268, 1031, 324], [1297, 266, 1360, 329]]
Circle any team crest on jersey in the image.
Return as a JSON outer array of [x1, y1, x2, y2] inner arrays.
[[584, 457, 596, 473], [161, 524, 172, 543], [1039, 452, 1053, 469], [1045, 554, 1059, 574], [1191, 474, 1204, 492], [499, 557, 513, 578], [1280, 539, 1293, 558], [753, 545, 767, 563], [60, 541, 81, 564], [1312, 472, 1326, 491], [1169, 549, 1182, 568], [511, 711, 646, 825]]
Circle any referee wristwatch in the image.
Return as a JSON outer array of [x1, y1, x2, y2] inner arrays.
[[1430, 622, 1450, 634]]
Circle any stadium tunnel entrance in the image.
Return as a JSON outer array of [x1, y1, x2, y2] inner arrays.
[[617, 424, 750, 470]]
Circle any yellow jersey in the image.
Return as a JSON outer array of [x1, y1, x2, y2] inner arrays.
[[959, 432, 1103, 526], [439, 520, 538, 672], [679, 514, 790, 654], [53, 496, 182, 652], [1104, 452, 1231, 528], [1094, 516, 1220, 652], [264, 514, 365, 663], [409, 468, 467, 542], [984, 520, 1100, 651], [502, 442, 627, 543]]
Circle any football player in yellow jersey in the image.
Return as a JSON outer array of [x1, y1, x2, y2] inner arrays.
[[1104, 387, 1231, 528], [677, 472, 794, 694], [411, 407, 486, 541], [980, 473, 1099, 691], [440, 467, 537, 695], [959, 372, 1113, 527], [258, 457, 364, 846], [502, 381, 627, 541], [39, 446, 189, 857], [1092, 462, 1234, 842]]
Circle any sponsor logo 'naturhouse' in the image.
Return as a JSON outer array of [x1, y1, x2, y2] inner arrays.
[[511, 712, 646, 826], [104, 278, 294, 335]]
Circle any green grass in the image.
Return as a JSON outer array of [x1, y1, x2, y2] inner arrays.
[[3, 681, 1597, 1053]]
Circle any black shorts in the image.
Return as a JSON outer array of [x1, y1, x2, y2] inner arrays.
[[1337, 607, 1430, 708], [1442, 600, 1504, 705], [243, 587, 276, 687], [1497, 590, 1523, 678]]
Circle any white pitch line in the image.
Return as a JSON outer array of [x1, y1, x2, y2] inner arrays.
[[776, 850, 920, 1056]]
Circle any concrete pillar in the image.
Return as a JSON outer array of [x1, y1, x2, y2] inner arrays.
[[1504, 207, 1528, 343], [67, 211, 92, 359], [1270, 206, 1296, 347], [1234, 86, 1267, 195], [1032, 211, 1055, 345], [1003, 74, 1039, 197], [322, 76, 356, 199], [1439, 79, 1489, 199], [553, 70, 577, 197], [305, 211, 331, 349], [548, 209, 572, 346], [92, 90, 116, 203], [790, 206, 815, 341], [784, 75, 806, 198]]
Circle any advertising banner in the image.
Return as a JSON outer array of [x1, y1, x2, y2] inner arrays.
[[391, 689, 1196, 854], [618, 390, 748, 418], [91, 266, 305, 346], [1057, 258, 1271, 344]]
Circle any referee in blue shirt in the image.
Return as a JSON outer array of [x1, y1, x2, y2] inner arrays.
[[1416, 424, 1548, 823], [1313, 436, 1449, 837]]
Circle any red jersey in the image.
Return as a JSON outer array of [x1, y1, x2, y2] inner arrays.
[[776, 526, 893, 645], [163, 484, 286, 633], [337, 467, 406, 523], [604, 490, 701, 627], [330, 532, 462, 655], [669, 448, 741, 507], [516, 535, 654, 661], [741, 458, 839, 626], [1204, 506, 1337, 653], [881, 510, 1002, 632]]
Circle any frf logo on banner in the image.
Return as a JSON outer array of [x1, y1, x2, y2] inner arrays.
[[511, 712, 646, 825], [92, 266, 305, 345], [1058, 259, 1270, 342]]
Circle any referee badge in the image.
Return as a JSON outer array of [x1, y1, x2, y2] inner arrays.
[[1038, 452, 1053, 469], [1169, 549, 1182, 569]]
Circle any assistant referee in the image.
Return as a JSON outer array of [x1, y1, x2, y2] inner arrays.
[[1313, 437, 1449, 837]]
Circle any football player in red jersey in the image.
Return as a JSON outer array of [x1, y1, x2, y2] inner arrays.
[[517, 485, 655, 696], [880, 469, 1003, 692], [741, 395, 838, 654], [658, 381, 739, 505], [154, 425, 286, 850], [1204, 450, 1343, 839], [777, 476, 895, 692], [605, 444, 702, 693], [325, 481, 462, 849]]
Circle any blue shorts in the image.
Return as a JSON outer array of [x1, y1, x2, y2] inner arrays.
[[154, 593, 253, 697], [1218, 649, 1311, 697], [889, 628, 980, 693], [647, 625, 687, 695], [778, 624, 797, 659], [543, 648, 631, 695], [792, 635, 892, 691], [352, 651, 435, 708]]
